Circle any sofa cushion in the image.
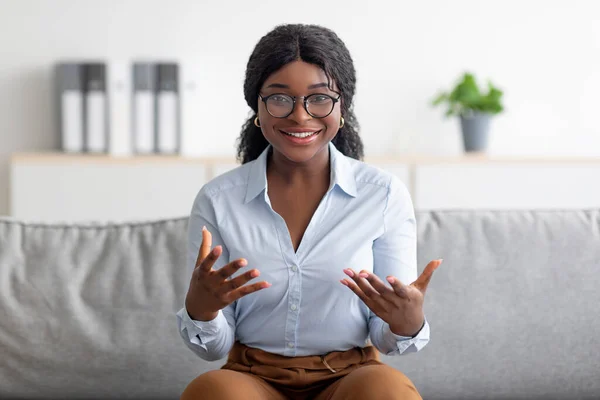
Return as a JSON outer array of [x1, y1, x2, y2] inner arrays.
[[0, 217, 219, 399]]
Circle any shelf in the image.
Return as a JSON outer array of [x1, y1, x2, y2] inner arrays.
[[11, 152, 600, 165], [11, 153, 236, 165]]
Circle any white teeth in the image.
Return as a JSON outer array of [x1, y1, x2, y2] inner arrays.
[[282, 131, 319, 138]]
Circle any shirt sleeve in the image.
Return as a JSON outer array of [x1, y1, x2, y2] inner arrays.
[[368, 176, 431, 356], [369, 314, 431, 356], [176, 188, 236, 361]]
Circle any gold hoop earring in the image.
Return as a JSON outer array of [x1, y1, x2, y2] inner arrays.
[[254, 117, 261, 128], [339, 117, 345, 129]]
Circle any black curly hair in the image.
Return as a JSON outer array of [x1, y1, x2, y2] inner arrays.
[[236, 24, 364, 164]]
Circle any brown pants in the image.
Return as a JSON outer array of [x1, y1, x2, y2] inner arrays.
[[181, 342, 422, 400]]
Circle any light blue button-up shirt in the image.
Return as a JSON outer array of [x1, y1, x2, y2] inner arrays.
[[177, 142, 430, 361]]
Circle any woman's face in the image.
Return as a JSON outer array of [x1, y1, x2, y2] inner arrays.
[[257, 61, 341, 164]]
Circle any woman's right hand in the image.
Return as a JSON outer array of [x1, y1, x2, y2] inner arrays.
[[185, 226, 271, 321]]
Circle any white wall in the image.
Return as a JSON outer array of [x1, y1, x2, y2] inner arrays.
[[1, 0, 599, 216]]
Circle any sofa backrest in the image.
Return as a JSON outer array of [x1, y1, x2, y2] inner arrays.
[[0, 218, 207, 399], [404, 210, 600, 399], [1, 210, 599, 399]]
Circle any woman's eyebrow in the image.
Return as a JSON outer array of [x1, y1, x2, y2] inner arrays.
[[264, 82, 329, 89], [307, 82, 328, 89], [265, 83, 289, 89]]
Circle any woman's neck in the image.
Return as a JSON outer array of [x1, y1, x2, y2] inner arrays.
[[267, 146, 330, 186]]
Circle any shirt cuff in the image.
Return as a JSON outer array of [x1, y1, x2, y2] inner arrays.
[[384, 318, 430, 354], [176, 307, 227, 345]]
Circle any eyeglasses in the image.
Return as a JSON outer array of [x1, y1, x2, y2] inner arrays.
[[258, 93, 341, 118]]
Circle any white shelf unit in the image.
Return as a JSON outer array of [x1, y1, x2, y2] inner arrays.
[[9, 153, 600, 223]]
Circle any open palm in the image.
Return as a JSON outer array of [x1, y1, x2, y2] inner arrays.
[[341, 259, 442, 337]]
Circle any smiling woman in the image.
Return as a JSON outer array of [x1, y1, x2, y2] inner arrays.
[[255, 60, 343, 164], [177, 24, 441, 400], [237, 24, 363, 165]]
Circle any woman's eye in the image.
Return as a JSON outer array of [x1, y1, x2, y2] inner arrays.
[[310, 95, 330, 104], [271, 95, 291, 103]]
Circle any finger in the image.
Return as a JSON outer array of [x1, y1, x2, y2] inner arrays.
[[358, 271, 402, 307], [197, 245, 222, 274], [227, 281, 271, 302], [219, 268, 260, 294], [412, 259, 443, 293], [344, 269, 380, 299], [344, 269, 389, 312], [386, 276, 411, 299], [200, 226, 212, 259], [214, 258, 248, 281], [340, 278, 372, 307], [194, 226, 213, 268], [359, 271, 396, 298], [341, 276, 388, 314]]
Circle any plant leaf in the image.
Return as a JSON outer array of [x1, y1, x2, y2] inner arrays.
[[431, 73, 504, 117]]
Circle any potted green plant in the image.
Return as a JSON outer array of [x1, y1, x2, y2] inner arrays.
[[432, 72, 504, 153]]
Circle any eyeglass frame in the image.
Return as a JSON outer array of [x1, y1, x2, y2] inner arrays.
[[258, 92, 342, 119]]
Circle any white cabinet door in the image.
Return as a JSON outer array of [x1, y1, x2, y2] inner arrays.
[[415, 163, 600, 210], [11, 162, 207, 223]]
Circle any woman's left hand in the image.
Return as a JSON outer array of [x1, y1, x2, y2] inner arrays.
[[341, 259, 442, 337]]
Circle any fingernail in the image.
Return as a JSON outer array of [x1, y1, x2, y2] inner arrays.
[[344, 269, 354, 277], [202, 225, 206, 231], [359, 272, 369, 278], [238, 259, 247, 267], [387, 276, 395, 284], [250, 269, 259, 277], [340, 279, 348, 286]]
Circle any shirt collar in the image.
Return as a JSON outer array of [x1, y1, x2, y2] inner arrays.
[[244, 141, 357, 204], [244, 146, 270, 204], [329, 141, 358, 198]]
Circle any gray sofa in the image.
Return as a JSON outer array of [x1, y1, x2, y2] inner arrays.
[[1, 210, 599, 400]]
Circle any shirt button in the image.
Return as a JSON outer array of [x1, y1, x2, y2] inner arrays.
[[287, 342, 294, 348], [290, 304, 297, 311], [291, 265, 298, 272]]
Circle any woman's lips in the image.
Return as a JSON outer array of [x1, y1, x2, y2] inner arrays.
[[279, 129, 322, 145]]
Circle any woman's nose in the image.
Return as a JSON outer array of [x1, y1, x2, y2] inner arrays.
[[288, 100, 312, 123]]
